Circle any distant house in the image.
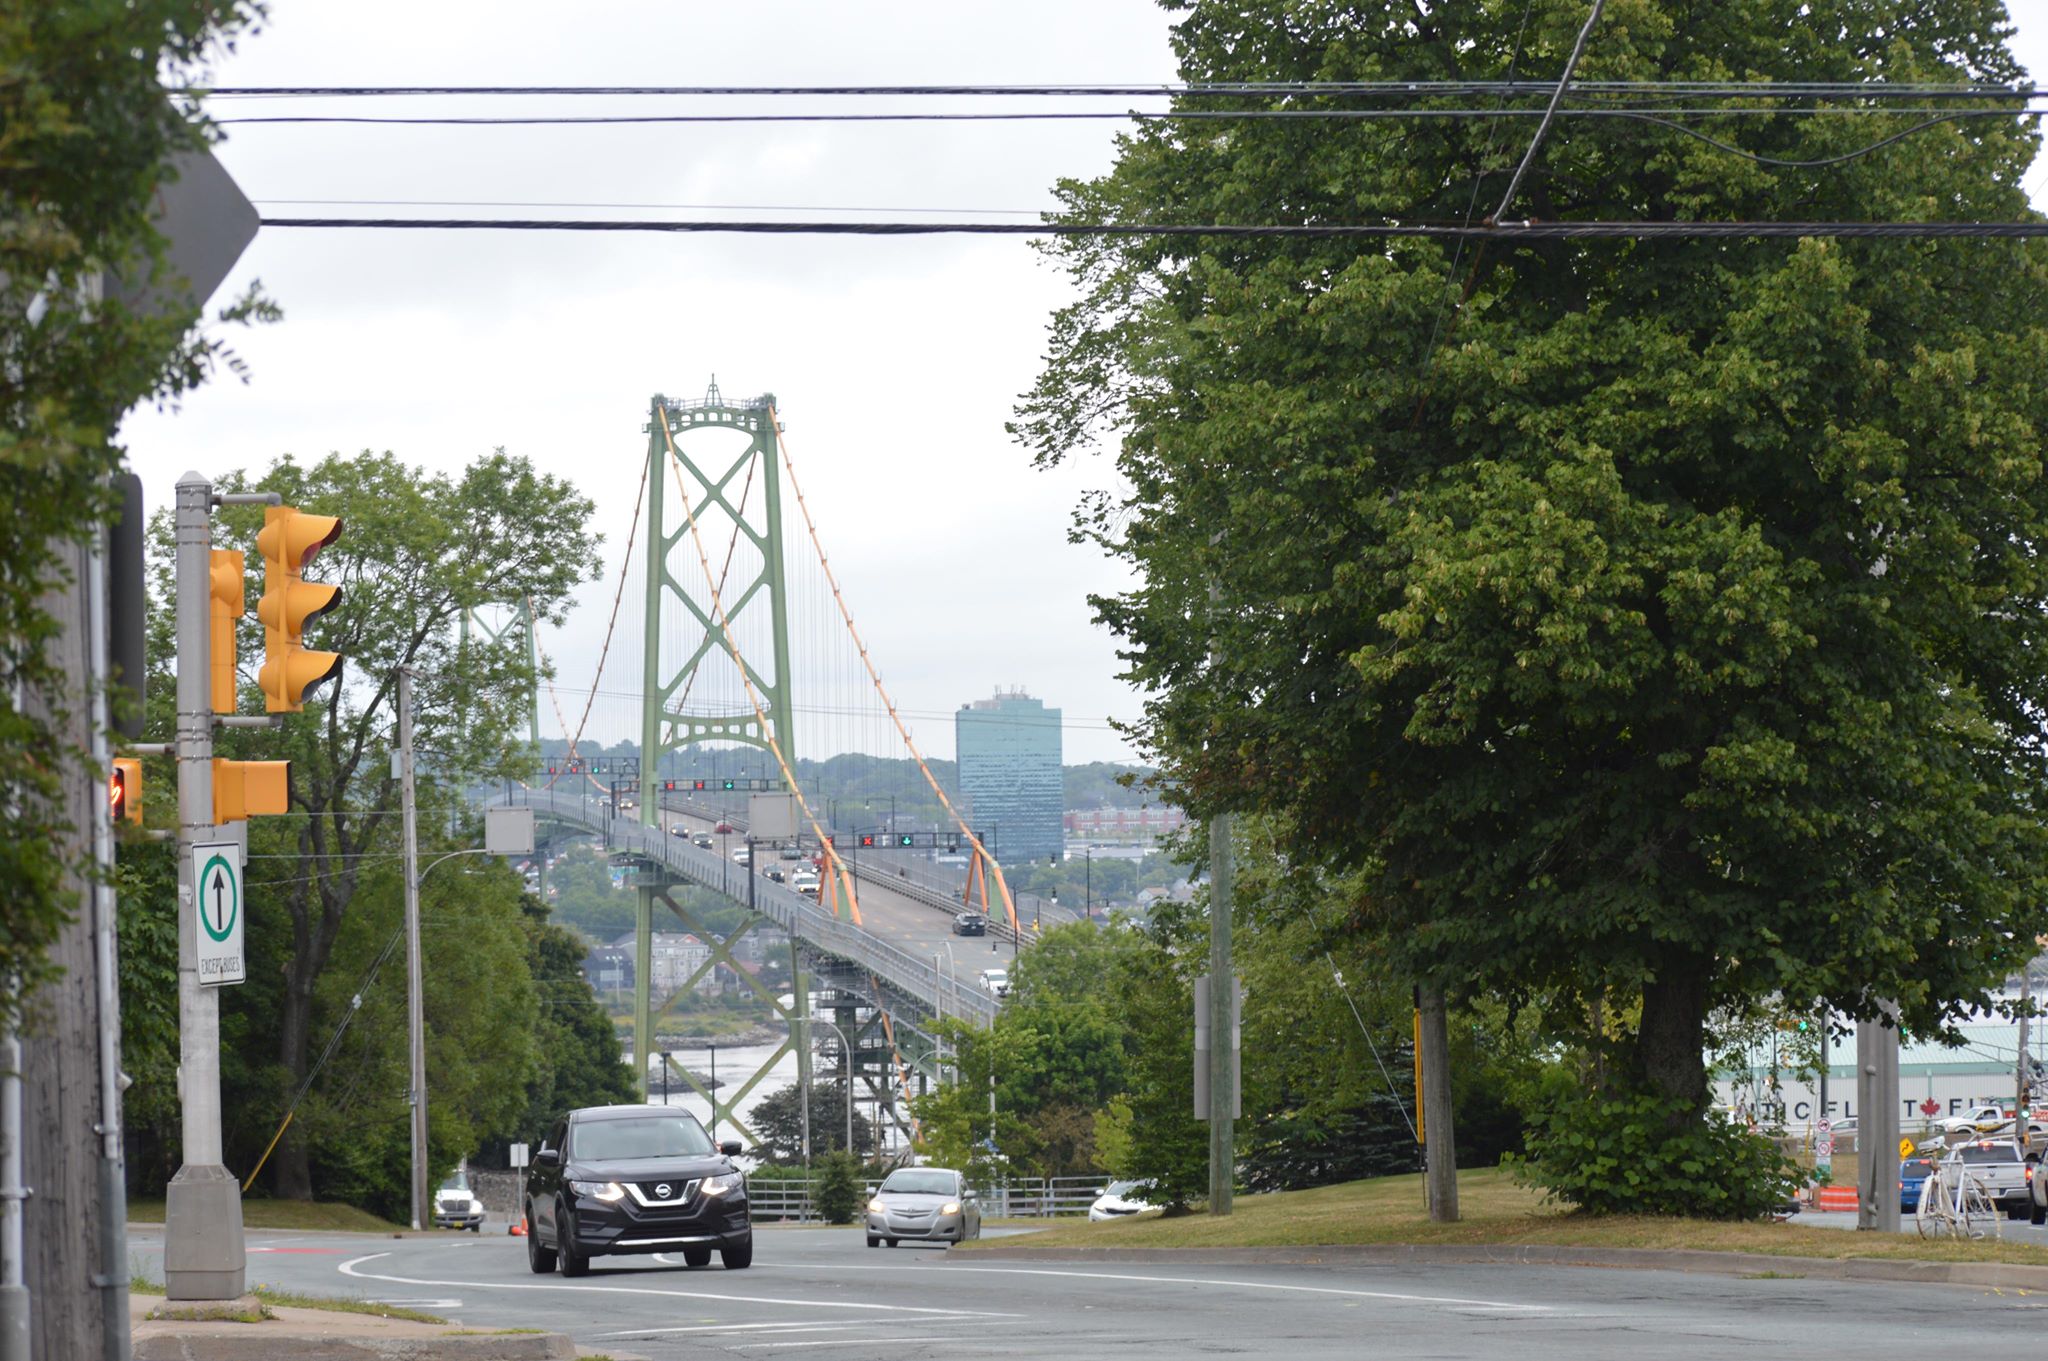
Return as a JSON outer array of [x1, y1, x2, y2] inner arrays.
[[604, 931, 715, 998]]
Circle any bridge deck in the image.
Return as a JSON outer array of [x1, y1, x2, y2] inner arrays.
[[498, 787, 999, 1028]]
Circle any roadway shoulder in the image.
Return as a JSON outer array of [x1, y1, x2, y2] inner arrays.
[[961, 1240, 2048, 1289]]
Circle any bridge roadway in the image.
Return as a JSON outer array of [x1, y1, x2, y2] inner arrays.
[[499, 786, 1000, 1029], [653, 794, 1083, 943]]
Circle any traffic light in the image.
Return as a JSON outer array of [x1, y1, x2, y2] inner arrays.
[[256, 505, 343, 713], [213, 759, 289, 823], [209, 549, 243, 713], [109, 757, 142, 825], [860, 834, 877, 848], [722, 779, 735, 791], [897, 834, 914, 848], [692, 779, 708, 791], [663, 780, 677, 792]]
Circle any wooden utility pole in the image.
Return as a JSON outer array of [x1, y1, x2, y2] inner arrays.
[[1418, 986, 1459, 1222], [14, 534, 131, 1359]]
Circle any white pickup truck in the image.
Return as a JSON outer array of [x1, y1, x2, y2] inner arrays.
[[1945, 1139, 2033, 1217]]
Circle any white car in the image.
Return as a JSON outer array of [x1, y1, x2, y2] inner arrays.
[[979, 968, 1010, 998], [792, 870, 820, 896], [1088, 1180, 1152, 1222]]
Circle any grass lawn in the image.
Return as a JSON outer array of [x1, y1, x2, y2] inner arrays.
[[965, 1166, 2048, 1267], [126, 1199, 406, 1234]]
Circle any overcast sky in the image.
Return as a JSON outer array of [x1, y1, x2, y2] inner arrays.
[[122, 1, 2048, 766]]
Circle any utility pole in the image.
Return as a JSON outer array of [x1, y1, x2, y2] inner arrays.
[[1206, 813, 1236, 1216], [164, 472, 245, 1300], [1856, 1006, 1901, 1231], [1418, 986, 1459, 1222], [2019, 965, 2033, 1154], [398, 666, 427, 1233]]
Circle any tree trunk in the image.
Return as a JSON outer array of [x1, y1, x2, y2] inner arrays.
[[271, 977, 315, 1199], [1635, 955, 1711, 1122]]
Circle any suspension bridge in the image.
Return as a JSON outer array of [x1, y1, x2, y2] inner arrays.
[[480, 379, 1075, 1152]]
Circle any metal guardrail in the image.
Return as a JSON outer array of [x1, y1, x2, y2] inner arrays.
[[746, 1175, 1109, 1222], [501, 787, 997, 1027]]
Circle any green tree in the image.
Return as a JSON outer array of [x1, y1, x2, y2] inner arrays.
[[1017, 0, 2048, 1208], [813, 1151, 863, 1224], [491, 893, 636, 1154], [746, 1080, 875, 1164], [0, 0, 271, 1027]]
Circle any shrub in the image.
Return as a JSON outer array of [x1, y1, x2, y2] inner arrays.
[[814, 1152, 862, 1224], [1517, 1089, 1799, 1220]]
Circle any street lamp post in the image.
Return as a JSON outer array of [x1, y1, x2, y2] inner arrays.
[[709, 1042, 718, 1139], [660, 1050, 670, 1105], [811, 1018, 856, 1155]]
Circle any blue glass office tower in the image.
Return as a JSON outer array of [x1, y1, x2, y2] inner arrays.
[[955, 690, 1063, 865]]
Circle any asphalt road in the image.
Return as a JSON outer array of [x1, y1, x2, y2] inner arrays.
[[126, 1223, 2048, 1359]]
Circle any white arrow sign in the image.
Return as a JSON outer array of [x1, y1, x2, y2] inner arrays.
[[192, 840, 245, 987]]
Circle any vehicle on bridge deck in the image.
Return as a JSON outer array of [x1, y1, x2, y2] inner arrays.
[[524, 1105, 752, 1276], [692, 832, 713, 849], [733, 846, 752, 866], [953, 911, 986, 937], [866, 1166, 981, 1248], [979, 967, 1009, 998]]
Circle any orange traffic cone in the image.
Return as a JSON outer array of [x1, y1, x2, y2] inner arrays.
[[509, 1218, 526, 1236]]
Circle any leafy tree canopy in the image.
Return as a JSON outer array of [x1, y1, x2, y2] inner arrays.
[[1017, 0, 2048, 1133]]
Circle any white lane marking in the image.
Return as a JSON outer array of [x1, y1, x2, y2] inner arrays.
[[336, 1253, 1022, 1318], [597, 1322, 859, 1339], [732, 1339, 953, 1351], [367, 1297, 464, 1309], [792, 1262, 1552, 1311]]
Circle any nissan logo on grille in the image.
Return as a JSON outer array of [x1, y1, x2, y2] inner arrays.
[[655, 1183, 672, 1198]]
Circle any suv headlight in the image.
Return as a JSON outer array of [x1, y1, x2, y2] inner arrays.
[[700, 1172, 745, 1198], [569, 1180, 626, 1202]]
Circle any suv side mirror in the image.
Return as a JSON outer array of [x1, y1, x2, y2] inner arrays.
[[535, 1147, 560, 1168], [719, 1140, 743, 1157]]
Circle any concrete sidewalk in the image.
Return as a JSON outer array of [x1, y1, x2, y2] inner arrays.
[[129, 1293, 583, 1360]]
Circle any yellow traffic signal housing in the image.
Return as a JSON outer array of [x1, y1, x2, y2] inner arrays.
[[209, 548, 244, 714], [109, 757, 142, 825], [256, 505, 344, 713], [213, 758, 289, 823]]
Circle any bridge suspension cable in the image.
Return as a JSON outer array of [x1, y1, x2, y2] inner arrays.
[[767, 408, 1022, 935]]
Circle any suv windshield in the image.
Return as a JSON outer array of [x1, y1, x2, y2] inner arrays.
[[880, 1170, 958, 1196], [570, 1115, 714, 1162]]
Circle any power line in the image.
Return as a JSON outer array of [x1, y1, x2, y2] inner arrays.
[[252, 197, 1046, 216], [186, 80, 2039, 99], [259, 217, 2048, 240], [1493, 0, 1607, 222], [209, 105, 2048, 127]]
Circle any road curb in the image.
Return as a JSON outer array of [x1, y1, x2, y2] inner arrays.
[[960, 1241, 2048, 1289], [134, 1331, 578, 1359]]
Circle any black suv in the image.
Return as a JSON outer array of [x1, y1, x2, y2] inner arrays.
[[524, 1105, 752, 1275], [952, 911, 987, 937]]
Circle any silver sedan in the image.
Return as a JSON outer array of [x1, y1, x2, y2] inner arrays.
[[865, 1167, 981, 1247]]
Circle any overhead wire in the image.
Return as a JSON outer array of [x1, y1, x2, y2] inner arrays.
[[261, 217, 2048, 239], [1492, 0, 1606, 222], [187, 80, 2040, 98]]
